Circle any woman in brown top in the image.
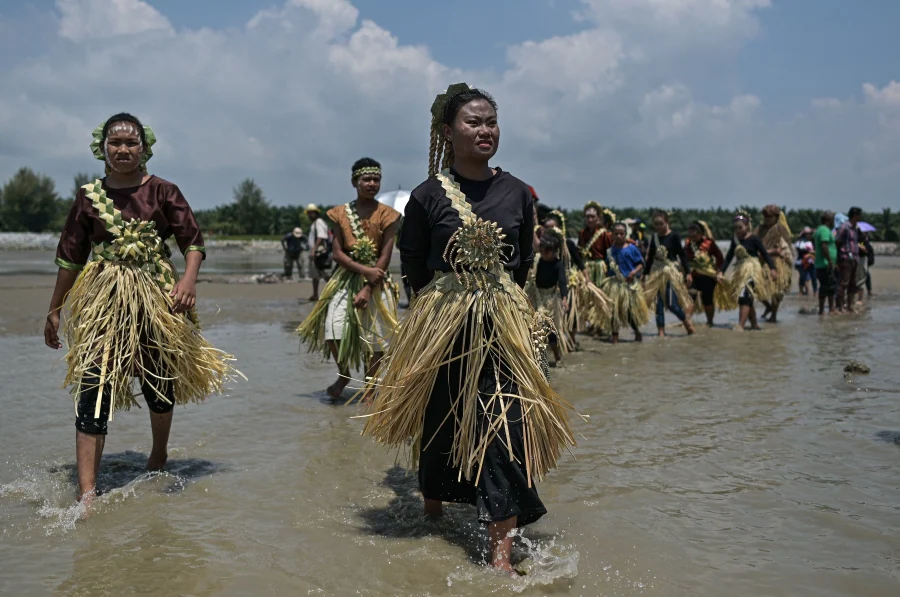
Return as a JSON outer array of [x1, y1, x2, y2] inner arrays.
[[43, 113, 238, 509], [297, 158, 401, 400]]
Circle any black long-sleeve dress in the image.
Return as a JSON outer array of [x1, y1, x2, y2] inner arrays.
[[722, 235, 775, 272], [645, 231, 690, 273], [398, 168, 546, 526]]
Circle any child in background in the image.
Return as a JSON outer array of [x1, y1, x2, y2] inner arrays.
[[530, 231, 570, 365]]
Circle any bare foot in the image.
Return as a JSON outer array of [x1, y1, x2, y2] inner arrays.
[[733, 326, 744, 332], [634, 332, 643, 343], [327, 374, 350, 399], [77, 488, 97, 518], [611, 334, 619, 344], [684, 320, 695, 335], [147, 451, 168, 472], [750, 325, 762, 331], [309, 295, 319, 302], [490, 562, 520, 577]]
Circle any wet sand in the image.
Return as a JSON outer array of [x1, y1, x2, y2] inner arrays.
[[1, 257, 899, 596]]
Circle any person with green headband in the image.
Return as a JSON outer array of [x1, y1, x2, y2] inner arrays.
[[357, 83, 579, 576], [297, 157, 401, 401], [43, 112, 240, 510]]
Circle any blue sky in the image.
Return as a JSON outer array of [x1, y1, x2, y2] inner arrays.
[[0, 0, 898, 210]]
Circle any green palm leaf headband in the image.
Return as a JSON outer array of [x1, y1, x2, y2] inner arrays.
[[430, 82, 472, 124], [91, 121, 157, 166]]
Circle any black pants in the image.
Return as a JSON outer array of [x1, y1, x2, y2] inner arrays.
[[690, 274, 717, 307], [75, 366, 175, 435]]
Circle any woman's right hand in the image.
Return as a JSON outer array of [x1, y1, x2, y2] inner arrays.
[[363, 267, 385, 285], [716, 271, 724, 282], [44, 312, 62, 349]]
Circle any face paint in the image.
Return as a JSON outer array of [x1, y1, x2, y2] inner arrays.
[[104, 122, 143, 173]]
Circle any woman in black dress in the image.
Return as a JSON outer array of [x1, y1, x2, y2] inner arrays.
[[360, 83, 576, 574], [719, 213, 777, 331]]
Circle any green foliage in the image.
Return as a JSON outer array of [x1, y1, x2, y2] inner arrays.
[[0, 166, 897, 243], [546, 204, 900, 241], [0, 167, 60, 232], [193, 178, 311, 237]]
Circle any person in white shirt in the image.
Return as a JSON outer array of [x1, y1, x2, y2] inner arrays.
[[306, 204, 331, 300]]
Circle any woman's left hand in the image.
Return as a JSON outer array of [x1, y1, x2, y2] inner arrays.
[[769, 269, 777, 281], [170, 278, 197, 313]]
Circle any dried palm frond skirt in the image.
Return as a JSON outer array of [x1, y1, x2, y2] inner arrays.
[[770, 256, 793, 299], [297, 266, 399, 372], [358, 272, 578, 525], [62, 261, 241, 419], [713, 277, 738, 311], [528, 285, 574, 354], [600, 275, 651, 333], [643, 259, 691, 310], [585, 259, 607, 287], [729, 251, 775, 304], [566, 268, 611, 333]]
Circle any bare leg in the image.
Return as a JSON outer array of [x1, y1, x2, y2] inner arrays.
[[310, 278, 320, 301], [703, 305, 715, 326], [749, 306, 761, 330], [736, 305, 750, 331], [611, 333, 619, 344], [760, 301, 772, 321], [768, 297, 781, 323], [551, 344, 562, 365], [326, 340, 350, 398], [147, 409, 172, 471], [423, 498, 443, 517], [488, 516, 518, 574], [76, 430, 105, 506]]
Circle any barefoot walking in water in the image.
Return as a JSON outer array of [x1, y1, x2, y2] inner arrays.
[[357, 83, 579, 575], [719, 212, 777, 331], [296, 158, 400, 400], [43, 113, 239, 508]]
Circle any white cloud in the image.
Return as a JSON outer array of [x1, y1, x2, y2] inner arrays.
[[0, 0, 895, 211], [57, 0, 173, 40]]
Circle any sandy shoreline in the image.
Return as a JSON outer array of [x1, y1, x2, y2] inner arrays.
[[2, 261, 898, 337]]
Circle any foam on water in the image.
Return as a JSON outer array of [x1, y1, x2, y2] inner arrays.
[[0, 454, 201, 535]]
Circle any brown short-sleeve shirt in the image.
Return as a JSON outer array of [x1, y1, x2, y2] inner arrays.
[[326, 201, 400, 252], [55, 175, 204, 270]]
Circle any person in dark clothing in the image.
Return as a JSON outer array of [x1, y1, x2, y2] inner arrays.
[[360, 83, 576, 576], [281, 227, 308, 279], [684, 220, 725, 326], [719, 213, 776, 331], [644, 210, 694, 337], [532, 232, 569, 364]]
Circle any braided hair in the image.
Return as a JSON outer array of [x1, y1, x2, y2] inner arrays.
[[428, 86, 498, 177]]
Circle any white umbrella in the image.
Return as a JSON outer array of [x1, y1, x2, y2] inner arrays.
[[376, 190, 411, 215]]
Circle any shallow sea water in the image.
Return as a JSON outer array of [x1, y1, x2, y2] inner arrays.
[[2, 261, 899, 596]]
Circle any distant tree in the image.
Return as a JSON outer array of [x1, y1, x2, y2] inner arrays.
[[0, 167, 60, 232], [230, 179, 271, 235]]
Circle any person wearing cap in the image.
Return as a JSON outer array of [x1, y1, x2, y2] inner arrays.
[[306, 203, 331, 300], [281, 226, 308, 280], [794, 226, 816, 296]]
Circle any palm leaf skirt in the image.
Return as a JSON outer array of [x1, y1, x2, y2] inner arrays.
[[297, 267, 399, 372], [358, 273, 578, 486], [62, 261, 241, 420]]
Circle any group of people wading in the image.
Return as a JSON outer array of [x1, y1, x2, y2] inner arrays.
[[40, 83, 824, 577]]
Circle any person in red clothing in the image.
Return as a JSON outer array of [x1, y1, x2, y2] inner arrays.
[[578, 201, 614, 286], [684, 220, 725, 326]]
